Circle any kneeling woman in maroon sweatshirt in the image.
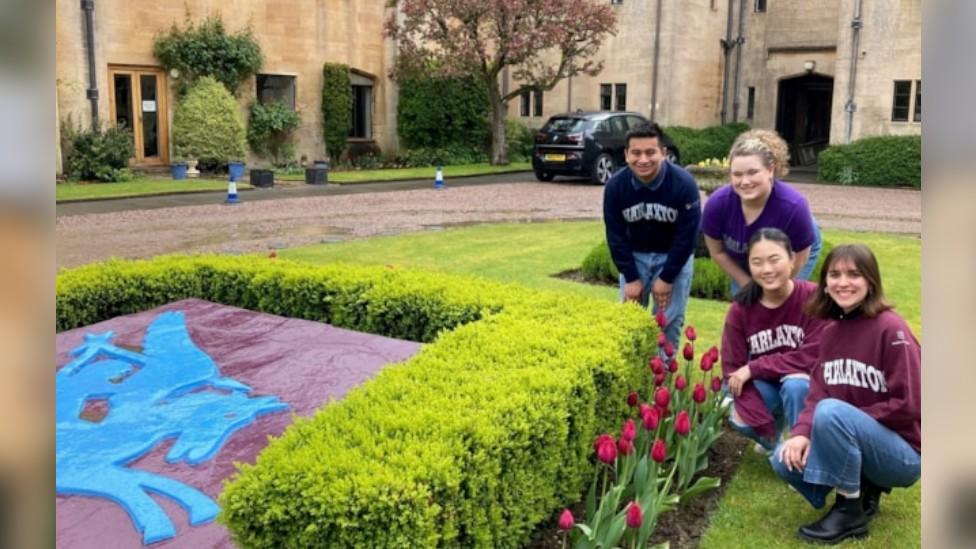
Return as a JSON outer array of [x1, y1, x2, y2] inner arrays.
[[771, 244, 921, 544], [722, 228, 829, 452]]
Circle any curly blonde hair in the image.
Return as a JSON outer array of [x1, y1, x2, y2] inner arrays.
[[729, 129, 791, 178]]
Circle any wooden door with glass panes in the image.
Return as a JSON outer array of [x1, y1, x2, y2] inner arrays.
[[108, 66, 169, 165]]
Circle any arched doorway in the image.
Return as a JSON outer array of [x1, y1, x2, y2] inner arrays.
[[775, 74, 834, 166]]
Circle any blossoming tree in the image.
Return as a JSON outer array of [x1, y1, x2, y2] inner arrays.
[[385, 0, 617, 165]]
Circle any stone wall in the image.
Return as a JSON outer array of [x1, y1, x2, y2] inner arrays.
[[55, 0, 397, 168]]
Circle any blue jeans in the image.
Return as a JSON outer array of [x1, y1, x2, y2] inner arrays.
[[619, 252, 694, 349], [730, 222, 823, 296], [769, 398, 921, 509], [729, 377, 810, 450]]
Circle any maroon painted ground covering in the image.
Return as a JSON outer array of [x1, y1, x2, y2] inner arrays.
[[56, 299, 422, 548]]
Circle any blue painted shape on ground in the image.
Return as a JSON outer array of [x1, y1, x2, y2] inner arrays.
[[56, 311, 288, 545]]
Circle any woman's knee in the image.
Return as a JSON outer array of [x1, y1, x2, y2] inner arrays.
[[781, 378, 810, 401]]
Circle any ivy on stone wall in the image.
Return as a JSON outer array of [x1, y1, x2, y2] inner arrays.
[[152, 15, 263, 95], [321, 63, 352, 162]]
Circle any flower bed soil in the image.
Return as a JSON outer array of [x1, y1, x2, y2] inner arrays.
[[525, 429, 750, 549]]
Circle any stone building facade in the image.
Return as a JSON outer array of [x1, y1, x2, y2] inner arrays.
[[509, 0, 921, 161], [56, 0, 397, 172]]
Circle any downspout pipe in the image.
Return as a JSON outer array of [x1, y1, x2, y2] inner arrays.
[[650, 0, 663, 120], [843, 0, 863, 144], [81, 0, 99, 128], [731, 0, 746, 122], [719, 0, 735, 123]]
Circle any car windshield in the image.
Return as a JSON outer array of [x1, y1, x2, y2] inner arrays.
[[542, 117, 588, 133]]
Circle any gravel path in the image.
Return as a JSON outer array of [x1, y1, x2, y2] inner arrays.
[[56, 179, 920, 269]]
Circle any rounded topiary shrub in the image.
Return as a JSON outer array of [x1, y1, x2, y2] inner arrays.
[[173, 76, 247, 169], [817, 135, 920, 188]]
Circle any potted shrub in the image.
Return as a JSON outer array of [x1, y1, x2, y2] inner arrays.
[[185, 159, 200, 178], [172, 76, 247, 178]]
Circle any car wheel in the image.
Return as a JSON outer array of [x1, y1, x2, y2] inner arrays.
[[534, 169, 554, 182], [592, 153, 615, 185], [666, 148, 681, 166]]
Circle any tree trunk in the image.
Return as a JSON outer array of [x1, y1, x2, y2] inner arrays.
[[489, 83, 508, 165]]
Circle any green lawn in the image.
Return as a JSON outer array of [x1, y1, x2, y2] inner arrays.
[[281, 221, 921, 548], [275, 162, 532, 183], [56, 178, 251, 201]]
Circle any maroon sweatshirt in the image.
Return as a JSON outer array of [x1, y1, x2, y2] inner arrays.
[[793, 308, 921, 453], [721, 280, 829, 438]]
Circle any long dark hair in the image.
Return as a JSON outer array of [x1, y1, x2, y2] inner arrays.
[[805, 244, 891, 318], [733, 228, 794, 306]]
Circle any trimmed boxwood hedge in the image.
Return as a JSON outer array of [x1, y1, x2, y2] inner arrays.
[[663, 123, 750, 167], [56, 255, 656, 548], [817, 135, 921, 188], [580, 238, 833, 302]]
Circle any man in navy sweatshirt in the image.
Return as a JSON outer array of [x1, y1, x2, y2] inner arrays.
[[603, 122, 701, 348]]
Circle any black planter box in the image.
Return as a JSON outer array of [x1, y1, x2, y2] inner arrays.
[[305, 162, 329, 185], [250, 169, 274, 188]]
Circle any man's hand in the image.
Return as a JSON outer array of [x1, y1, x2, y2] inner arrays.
[[728, 365, 752, 397], [777, 436, 810, 473], [651, 278, 673, 310], [623, 279, 644, 303]]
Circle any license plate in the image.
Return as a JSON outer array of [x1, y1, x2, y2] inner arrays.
[[544, 153, 566, 162]]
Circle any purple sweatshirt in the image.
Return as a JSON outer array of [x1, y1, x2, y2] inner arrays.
[[721, 280, 829, 437], [793, 308, 921, 453], [702, 181, 816, 269]]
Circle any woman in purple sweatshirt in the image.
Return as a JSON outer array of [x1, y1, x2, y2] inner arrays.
[[702, 129, 823, 294], [771, 244, 921, 544], [722, 228, 828, 453]]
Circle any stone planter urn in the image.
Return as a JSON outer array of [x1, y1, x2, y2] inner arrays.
[[186, 159, 200, 179]]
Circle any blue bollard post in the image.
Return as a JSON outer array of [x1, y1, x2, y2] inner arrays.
[[225, 174, 239, 204], [434, 165, 445, 189]]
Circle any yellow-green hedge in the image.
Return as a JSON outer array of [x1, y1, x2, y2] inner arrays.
[[56, 255, 656, 548]]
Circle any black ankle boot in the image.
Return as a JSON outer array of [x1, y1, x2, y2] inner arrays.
[[861, 477, 891, 520], [798, 493, 869, 544]]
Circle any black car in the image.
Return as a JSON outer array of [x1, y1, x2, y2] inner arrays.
[[531, 111, 680, 185]]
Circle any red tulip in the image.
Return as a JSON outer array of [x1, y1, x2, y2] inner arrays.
[[268, 250, 277, 259], [684, 325, 697, 341], [709, 346, 720, 361], [639, 403, 653, 419], [654, 387, 671, 409], [693, 383, 707, 403], [597, 436, 617, 464], [675, 375, 687, 391], [651, 438, 667, 463], [558, 509, 575, 531], [642, 406, 660, 430], [593, 433, 614, 453], [675, 410, 691, 436], [655, 311, 667, 328], [627, 391, 640, 407], [683, 342, 695, 361], [711, 376, 723, 393], [654, 404, 669, 418], [618, 437, 635, 455], [668, 358, 679, 373], [663, 341, 675, 358], [621, 419, 637, 442], [626, 501, 644, 529], [650, 357, 665, 375], [654, 372, 666, 386], [657, 332, 667, 347], [700, 353, 715, 372]]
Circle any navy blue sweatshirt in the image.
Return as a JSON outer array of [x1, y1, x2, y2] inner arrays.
[[602, 161, 701, 283]]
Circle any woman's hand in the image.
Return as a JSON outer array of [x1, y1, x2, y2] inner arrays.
[[777, 435, 810, 472], [728, 365, 752, 397]]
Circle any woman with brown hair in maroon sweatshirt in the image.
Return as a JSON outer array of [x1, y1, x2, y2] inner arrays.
[[771, 244, 921, 544]]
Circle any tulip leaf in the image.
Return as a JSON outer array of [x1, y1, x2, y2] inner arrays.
[[574, 523, 593, 538], [678, 475, 721, 504], [633, 457, 648, 493], [649, 542, 671, 549], [600, 512, 627, 549]]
